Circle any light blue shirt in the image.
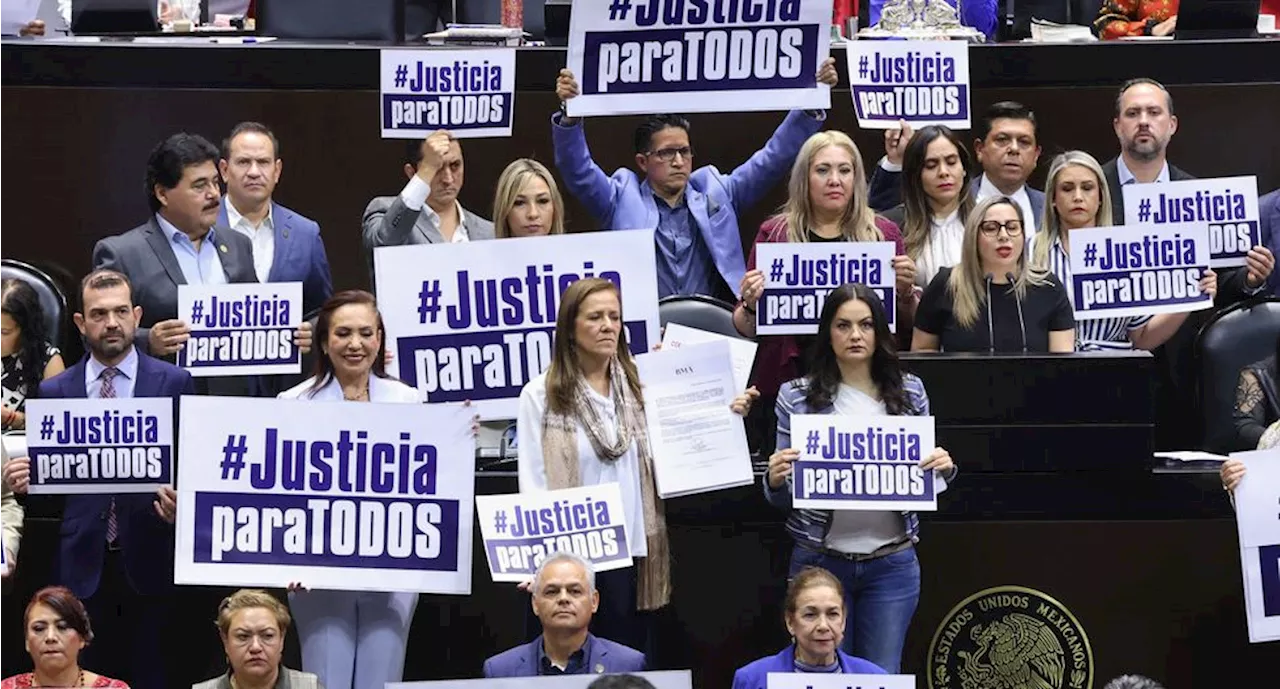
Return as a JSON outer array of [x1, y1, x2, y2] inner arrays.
[[1116, 156, 1171, 186], [652, 189, 714, 298], [85, 346, 139, 399], [157, 213, 228, 285]]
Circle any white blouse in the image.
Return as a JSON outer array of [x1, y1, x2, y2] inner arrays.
[[278, 374, 423, 404], [914, 209, 966, 288], [517, 373, 648, 557]]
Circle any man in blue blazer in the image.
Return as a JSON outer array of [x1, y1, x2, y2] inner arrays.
[[484, 552, 646, 677], [14, 269, 194, 689], [551, 59, 838, 301], [1260, 188, 1279, 296], [868, 102, 1045, 230], [218, 122, 334, 316]]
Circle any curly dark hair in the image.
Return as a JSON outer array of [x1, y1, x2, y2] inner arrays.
[[2, 279, 53, 396]]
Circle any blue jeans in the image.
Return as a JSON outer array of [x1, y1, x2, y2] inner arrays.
[[788, 543, 921, 673]]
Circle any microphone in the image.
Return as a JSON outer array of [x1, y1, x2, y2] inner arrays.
[[984, 273, 995, 354], [1006, 272, 1027, 353]]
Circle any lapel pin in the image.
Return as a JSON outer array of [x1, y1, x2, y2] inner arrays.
[[283, 229, 289, 238], [594, 664, 605, 674], [219, 244, 228, 253]]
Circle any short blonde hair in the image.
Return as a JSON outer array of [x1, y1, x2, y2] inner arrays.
[[492, 158, 566, 238], [215, 589, 291, 637]]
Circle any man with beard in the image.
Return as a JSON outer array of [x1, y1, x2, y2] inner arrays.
[[1101, 78, 1275, 448], [483, 552, 646, 677], [93, 133, 312, 396], [1, 269, 194, 689]]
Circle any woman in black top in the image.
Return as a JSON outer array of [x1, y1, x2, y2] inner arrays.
[[912, 196, 1075, 353], [1, 279, 64, 430], [1232, 333, 1280, 451]]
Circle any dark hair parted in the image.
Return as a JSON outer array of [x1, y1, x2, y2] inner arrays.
[[587, 675, 658, 689], [24, 586, 94, 644], [544, 278, 643, 416], [803, 283, 910, 415], [309, 290, 390, 395], [221, 121, 280, 160], [1, 279, 53, 392], [633, 114, 691, 155], [900, 125, 975, 261], [145, 133, 220, 214], [976, 101, 1038, 142], [78, 269, 134, 309]]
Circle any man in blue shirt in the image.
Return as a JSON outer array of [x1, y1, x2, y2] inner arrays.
[[551, 59, 838, 301]]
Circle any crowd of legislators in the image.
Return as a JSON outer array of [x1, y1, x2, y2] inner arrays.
[[0, 48, 1277, 689]]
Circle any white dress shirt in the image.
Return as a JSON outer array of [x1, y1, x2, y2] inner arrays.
[[399, 175, 470, 243], [225, 200, 275, 282], [915, 210, 966, 288], [977, 174, 1038, 235], [516, 373, 648, 558], [1116, 156, 1172, 185], [278, 373, 423, 403]]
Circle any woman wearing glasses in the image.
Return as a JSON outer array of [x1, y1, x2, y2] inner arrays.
[[913, 196, 1075, 353], [1027, 151, 1216, 351]]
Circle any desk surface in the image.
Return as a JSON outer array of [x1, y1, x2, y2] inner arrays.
[[4, 38, 1279, 89]]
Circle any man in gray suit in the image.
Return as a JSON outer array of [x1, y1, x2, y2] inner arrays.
[[93, 133, 311, 395], [362, 130, 494, 286]]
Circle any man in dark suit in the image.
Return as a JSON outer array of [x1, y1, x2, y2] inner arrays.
[[868, 102, 1046, 230], [2, 269, 194, 689], [218, 121, 334, 316], [93, 133, 313, 396], [484, 552, 646, 677], [362, 130, 495, 286], [1261, 188, 1279, 296], [1100, 78, 1275, 448]]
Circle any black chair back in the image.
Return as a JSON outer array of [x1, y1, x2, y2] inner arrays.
[[657, 295, 745, 340], [2, 259, 68, 348], [1197, 297, 1280, 452]]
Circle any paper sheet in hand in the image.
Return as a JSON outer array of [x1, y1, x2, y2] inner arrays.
[[1, 0, 41, 36], [1229, 448, 1280, 643], [635, 340, 752, 498], [661, 323, 757, 393]]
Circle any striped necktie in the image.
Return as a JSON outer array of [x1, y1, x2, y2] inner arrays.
[[100, 367, 119, 545]]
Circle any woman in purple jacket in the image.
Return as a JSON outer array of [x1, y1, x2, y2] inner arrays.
[[732, 567, 886, 687]]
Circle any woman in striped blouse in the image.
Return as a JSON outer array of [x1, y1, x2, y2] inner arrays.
[[1027, 151, 1216, 350]]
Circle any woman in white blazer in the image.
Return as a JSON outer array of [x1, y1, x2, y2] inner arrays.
[[278, 290, 422, 689]]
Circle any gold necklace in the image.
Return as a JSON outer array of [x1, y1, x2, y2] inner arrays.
[[343, 387, 369, 401]]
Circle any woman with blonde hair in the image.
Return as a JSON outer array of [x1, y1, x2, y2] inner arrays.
[[492, 158, 566, 238], [733, 130, 916, 454], [1028, 150, 1216, 350], [518, 277, 756, 655], [913, 196, 1075, 352]]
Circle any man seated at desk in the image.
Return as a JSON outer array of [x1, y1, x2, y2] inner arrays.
[[484, 552, 646, 678]]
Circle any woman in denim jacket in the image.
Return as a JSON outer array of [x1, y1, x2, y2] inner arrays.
[[764, 282, 957, 673]]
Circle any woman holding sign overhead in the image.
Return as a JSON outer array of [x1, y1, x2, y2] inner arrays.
[[913, 196, 1076, 353], [732, 131, 917, 456], [278, 290, 421, 689], [1027, 151, 1216, 351], [517, 277, 756, 657], [765, 283, 955, 673]]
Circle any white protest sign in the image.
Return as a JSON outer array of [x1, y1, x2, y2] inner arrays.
[[380, 48, 516, 139], [565, 0, 832, 117], [374, 230, 661, 420], [24, 398, 174, 495], [661, 323, 757, 393], [1068, 223, 1213, 321], [845, 40, 971, 130], [175, 395, 475, 594], [755, 242, 897, 335], [390, 671, 693, 689], [477, 483, 633, 583], [768, 673, 916, 689], [177, 282, 303, 377], [1122, 176, 1261, 267], [1230, 448, 1280, 643], [790, 413, 938, 512]]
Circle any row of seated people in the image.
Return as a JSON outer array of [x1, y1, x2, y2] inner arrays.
[[1, 66, 1277, 689]]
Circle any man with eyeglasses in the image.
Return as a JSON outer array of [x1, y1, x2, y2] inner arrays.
[[551, 59, 838, 300], [870, 102, 1044, 232]]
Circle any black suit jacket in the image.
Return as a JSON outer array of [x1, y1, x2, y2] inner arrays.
[[92, 217, 259, 395]]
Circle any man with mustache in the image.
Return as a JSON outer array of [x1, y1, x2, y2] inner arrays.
[[484, 552, 645, 678], [1, 269, 194, 689], [93, 133, 312, 396], [1101, 78, 1274, 449]]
